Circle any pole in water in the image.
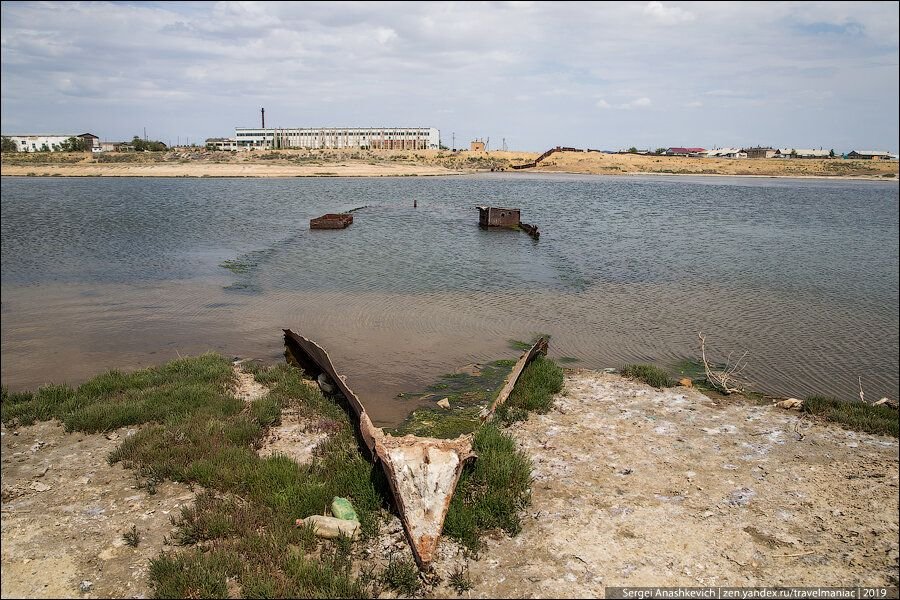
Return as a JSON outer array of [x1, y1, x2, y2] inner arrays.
[[413, 199, 417, 208]]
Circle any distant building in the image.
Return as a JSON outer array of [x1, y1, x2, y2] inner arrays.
[[98, 141, 135, 152], [705, 147, 746, 158], [773, 148, 830, 159], [470, 140, 485, 152], [233, 127, 439, 150], [743, 146, 776, 159], [4, 132, 99, 152], [847, 150, 893, 160], [205, 137, 239, 151], [665, 147, 706, 157]]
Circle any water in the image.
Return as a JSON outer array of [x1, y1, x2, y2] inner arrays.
[[2, 174, 897, 425]]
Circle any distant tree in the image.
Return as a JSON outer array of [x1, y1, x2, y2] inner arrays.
[[627, 146, 638, 153], [655, 147, 667, 155], [1, 136, 17, 152], [132, 136, 167, 152], [39, 143, 51, 152], [829, 149, 835, 158], [59, 137, 88, 152]]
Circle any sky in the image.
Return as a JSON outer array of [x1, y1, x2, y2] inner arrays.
[[1, 1, 898, 152]]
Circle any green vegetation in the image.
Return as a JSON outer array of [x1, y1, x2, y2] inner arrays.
[[448, 565, 473, 594], [124, 525, 141, 548], [380, 555, 421, 596], [2, 346, 569, 588], [1, 136, 18, 152], [803, 396, 898, 438], [388, 359, 518, 439], [1, 355, 385, 598], [131, 136, 167, 152], [621, 364, 674, 388], [58, 136, 89, 152], [219, 258, 252, 274], [495, 356, 564, 424], [444, 423, 533, 553]]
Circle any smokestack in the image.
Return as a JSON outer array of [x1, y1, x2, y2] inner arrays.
[[261, 107, 265, 129]]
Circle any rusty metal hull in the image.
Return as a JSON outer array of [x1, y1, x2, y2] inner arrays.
[[282, 329, 547, 568], [310, 213, 353, 229]]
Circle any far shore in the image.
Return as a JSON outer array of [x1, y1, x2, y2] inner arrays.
[[2, 148, 898, 180]]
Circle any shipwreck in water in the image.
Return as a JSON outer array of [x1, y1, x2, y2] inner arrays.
[[282, 329, 547, 568], [475, 206, 540, 239], [309, 213, 353, 229]]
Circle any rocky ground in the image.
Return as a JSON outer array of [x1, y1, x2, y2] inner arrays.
[[2, 370, 898, 598], [1, 421, 196, 599]]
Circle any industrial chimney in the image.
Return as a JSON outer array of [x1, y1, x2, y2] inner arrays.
[[261, 107, 265, 129]]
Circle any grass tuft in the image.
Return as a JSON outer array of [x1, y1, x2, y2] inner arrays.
[[621, 364, 674, 388], [444, 423, 533, 553], [123, 525, 141, 548], [381, 555, 421, 596], [496, 356, 564, 424], [448, 565, 473, 594], [803, 396, 898, 438]]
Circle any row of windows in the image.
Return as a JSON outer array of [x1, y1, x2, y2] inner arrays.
[[236, 130, 431, 137]]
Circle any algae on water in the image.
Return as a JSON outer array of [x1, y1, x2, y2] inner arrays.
[[388, 359, 518, 439]]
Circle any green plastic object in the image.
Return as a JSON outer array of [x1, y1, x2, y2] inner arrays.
[[331, 497, 359, 522]]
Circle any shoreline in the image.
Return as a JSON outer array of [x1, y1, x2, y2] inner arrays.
[[2, 148, 897, 180], [2, 361, 897, 597], [1, 165, 896, 181]]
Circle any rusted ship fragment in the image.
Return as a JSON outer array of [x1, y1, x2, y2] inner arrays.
[[310, 213, 353, 229], [282, 329, 547, 568], [476, 206, 540, 239]]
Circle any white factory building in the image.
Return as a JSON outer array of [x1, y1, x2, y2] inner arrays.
[[232, 127, 440, 150], [3, 133, 100, 152]]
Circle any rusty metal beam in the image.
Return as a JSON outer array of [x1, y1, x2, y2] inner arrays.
[[481, 336, 549, 422]]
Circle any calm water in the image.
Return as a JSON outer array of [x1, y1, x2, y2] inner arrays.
[[2, 174, 898, 425]]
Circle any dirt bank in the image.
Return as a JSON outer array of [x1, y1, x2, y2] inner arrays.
[[1, 421, 196, 599], [3, 148, 896, 179], [2, 370, 897, 598], [392, 371, 899, 597]]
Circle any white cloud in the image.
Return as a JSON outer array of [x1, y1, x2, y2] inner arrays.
[[0, 1, 896, 151], [626, 97, 652, 108], [643, 1, 695, 25]]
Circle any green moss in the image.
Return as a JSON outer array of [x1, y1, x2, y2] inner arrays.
[[388, 359, 516, 438]]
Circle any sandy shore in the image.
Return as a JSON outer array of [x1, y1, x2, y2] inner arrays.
[[2, 148, 897, 179], [3, 370, 896, 598], [0, 161, 462, 178]]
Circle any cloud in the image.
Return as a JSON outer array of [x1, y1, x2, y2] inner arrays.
[[625, 97, 652, 108], [0, 2, 896, 151], [643, 1, 695, 25], [597, 97, 652, 110]]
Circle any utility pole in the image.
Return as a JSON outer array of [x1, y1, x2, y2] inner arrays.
[[452, 132, 455, 152], [143, 127, 147, 141], [502, 137, 507, 151]]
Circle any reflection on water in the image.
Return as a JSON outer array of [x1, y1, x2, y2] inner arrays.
[[2, 174, 898, 425]]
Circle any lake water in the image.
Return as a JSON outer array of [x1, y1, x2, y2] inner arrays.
[[2, 173, 897, 425]]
